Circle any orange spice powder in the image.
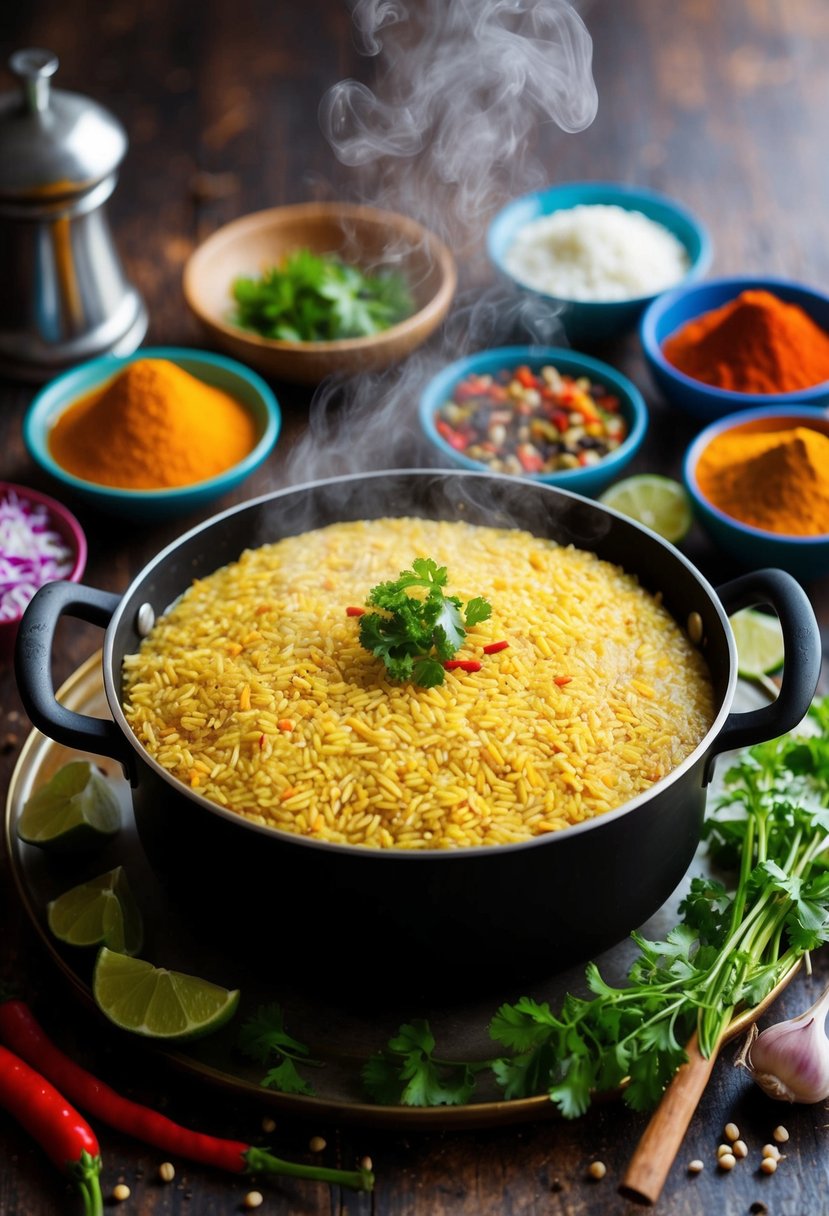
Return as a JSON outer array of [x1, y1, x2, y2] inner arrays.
[[696, 425, 829, 536], [663, 290, 829, 394], [49, 358, 258, 490]]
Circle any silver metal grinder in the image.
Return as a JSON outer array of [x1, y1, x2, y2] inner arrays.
[[0, 48, 147, 380]]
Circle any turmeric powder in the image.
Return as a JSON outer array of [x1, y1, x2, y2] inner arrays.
[[49, 358, 258, 489], [696, 424, 829, 536]]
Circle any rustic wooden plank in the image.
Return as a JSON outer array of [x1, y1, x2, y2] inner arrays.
[[1, 0, 828, 1213]]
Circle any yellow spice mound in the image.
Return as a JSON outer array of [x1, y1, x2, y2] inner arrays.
[[696, 426, 829, 536], [49, 358, 258, 490]]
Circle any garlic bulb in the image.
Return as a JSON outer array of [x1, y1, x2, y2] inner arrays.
[[737, 982, 829, 1103]]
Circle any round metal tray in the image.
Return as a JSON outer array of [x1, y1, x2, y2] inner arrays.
[[5, 651, 771, 1128]]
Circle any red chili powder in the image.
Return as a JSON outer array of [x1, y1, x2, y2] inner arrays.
[[662, 289, 829, 393]]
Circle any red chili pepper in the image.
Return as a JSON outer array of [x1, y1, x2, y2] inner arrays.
[[515, 366, 538, 390], [517, 447, 544, 474], [486, 384, 510, 403], [0, 1044, 104, 1216], [453, 374, 490, 401], [0, 999, 373, 1192], [554, 675, 573, 686], [435, 419, 468, 451], [482, 640, 509, 654], [443, 659, 482, 672], [345, 606, 365, 616], [448, 431, 469, 452]]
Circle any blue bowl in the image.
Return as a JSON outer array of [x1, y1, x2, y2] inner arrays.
[[419, 345, 648, 498], [683, 406, 829, 580], [641, 276, 829, 422], [24, 348, 281, 521], [487, 181, 711, 344]]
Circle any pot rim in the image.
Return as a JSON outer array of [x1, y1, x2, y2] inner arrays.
[[103, 468, 738, 858]]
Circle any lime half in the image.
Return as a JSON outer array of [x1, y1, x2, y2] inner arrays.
[[599, 475, 693, 543], [730, 608, 785, 678], [92, 947, 240, 1040], [48, 867, 143, 956], [18, 761, 121, 852]]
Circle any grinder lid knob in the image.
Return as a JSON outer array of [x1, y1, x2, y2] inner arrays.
[[0, 48, 128, 201]]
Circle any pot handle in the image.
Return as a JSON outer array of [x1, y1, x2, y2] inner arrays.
[[704, 569, 822, 781], [14, 580, 136, 781]]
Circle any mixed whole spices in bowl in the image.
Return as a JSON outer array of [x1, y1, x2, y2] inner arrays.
[[695, 423, 829, 536], [663, 289, 829, 393], [49, 358, 258, 490], [433, 363, 628, 475]]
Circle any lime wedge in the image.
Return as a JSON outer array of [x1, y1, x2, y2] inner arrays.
[[92, 947, 240, 1041], [599, 475, 693, 543], [48, 867, 143, 956], [18, 761, 121, 852], [730, 608, 785, 678]]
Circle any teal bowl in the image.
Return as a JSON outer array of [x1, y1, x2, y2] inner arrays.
[[24, 348, 281, 521], [487, 182, 712, 345], [641, 276, 829, 422], [683, 407, 829, 579], [419, 345, 648, 497]]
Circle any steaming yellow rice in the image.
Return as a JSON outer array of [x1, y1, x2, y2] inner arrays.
[[121, 518, 714, 849]]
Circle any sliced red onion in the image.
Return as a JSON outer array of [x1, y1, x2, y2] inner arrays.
[[0, 489, 74, 623]]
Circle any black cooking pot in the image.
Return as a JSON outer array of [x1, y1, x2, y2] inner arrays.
[[15, 472, 822, 997]]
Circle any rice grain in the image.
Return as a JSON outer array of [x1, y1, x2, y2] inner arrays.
[[122, 518, 714, 850]]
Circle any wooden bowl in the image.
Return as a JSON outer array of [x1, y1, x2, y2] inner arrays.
[[183, 202, 457, 384]]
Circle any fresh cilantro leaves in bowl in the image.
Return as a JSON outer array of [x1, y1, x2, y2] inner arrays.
[[231, 249, 415, 343], [183, 202, 457, 383]]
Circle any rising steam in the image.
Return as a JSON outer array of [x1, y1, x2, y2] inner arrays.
[[287, 0, 598, 484], [320, 0, 596, 255]]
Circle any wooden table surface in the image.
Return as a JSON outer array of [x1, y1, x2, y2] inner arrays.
[[2, 1, 829, 1213]]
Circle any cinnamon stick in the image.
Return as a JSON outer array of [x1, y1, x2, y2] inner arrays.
[[618, 1033, 718, 1206]]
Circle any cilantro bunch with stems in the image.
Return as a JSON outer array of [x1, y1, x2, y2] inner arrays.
[[358, 557, 492, 688], [361, 698, 829, 1116]]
